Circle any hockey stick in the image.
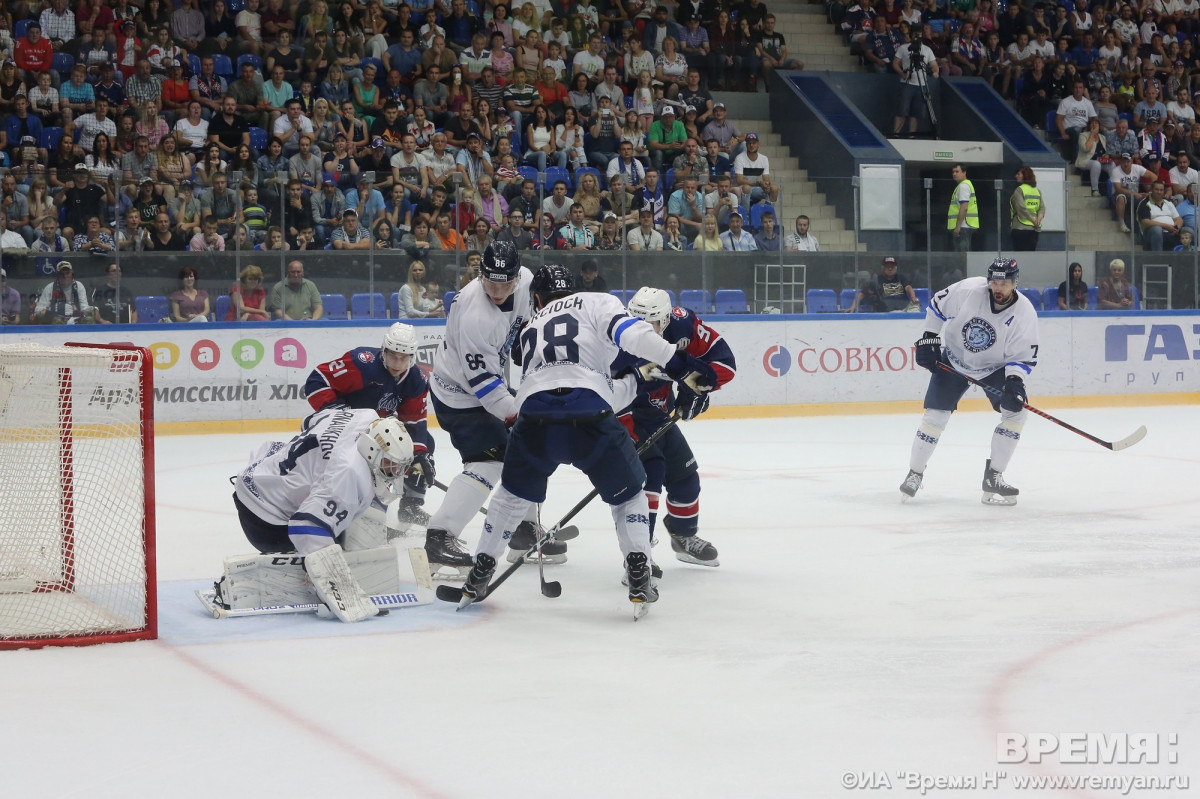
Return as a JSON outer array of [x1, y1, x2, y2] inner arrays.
[[429, 478, 581, 541], [934, 361, 1147, 451], [436, 412, 684, 606], [535, 506, 561, 598]]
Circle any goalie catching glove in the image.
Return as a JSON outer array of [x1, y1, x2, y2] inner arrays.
[[914, 333, 941, 372], [1001, 375, 1027, 413]]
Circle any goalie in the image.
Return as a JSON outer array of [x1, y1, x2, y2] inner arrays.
[[226, 407, 417, 622]]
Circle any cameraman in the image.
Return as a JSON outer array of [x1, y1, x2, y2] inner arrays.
[[891, 35, 939, 139]]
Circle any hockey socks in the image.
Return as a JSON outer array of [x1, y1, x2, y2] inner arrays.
[[425, 460, 502, 538], [909, 408, 950, 474], [987, 408, 1027, 473]]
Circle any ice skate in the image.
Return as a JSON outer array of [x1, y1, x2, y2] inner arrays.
[[668, 533, 719, 567], [625, 552, 658, 619], [899, 469, 923, 501], [459, 553, 497, 608], [393, 495, 431, 527], [506, 520, 567, 565], [424, 528, 473, 579], [621, 557, 662, 586], [981, 459, 1019, 506]]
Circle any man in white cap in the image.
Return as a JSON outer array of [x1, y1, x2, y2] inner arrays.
[[33, 260, 92, 325], [648, 105, 686, 171]]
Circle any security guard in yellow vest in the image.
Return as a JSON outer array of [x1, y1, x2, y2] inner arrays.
[[948, 163, 979, 251], [1009, 166, 1044, 252]]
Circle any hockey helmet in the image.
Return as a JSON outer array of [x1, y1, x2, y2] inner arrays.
[[627, 286, 673, 330], [530, 263, 575, 305], [987, 256, 1019, 284], [382, 322, 418, 356], [481, 240, 521, 283], [357, 417, 414, 478]]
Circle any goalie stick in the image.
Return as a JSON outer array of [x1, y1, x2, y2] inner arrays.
[[436, 412, 684, 607], [934, 361, 1147, 451], [429, 479, 581, 542]]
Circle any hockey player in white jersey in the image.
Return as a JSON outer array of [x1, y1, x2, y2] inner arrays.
[[901, 257, 1039, 505], [425, 240, 566, 575], [457, 264, 717, 616], [231, 407, 415, 621]]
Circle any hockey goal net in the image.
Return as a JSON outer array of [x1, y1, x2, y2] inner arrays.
[[0, 343, 156, 649]]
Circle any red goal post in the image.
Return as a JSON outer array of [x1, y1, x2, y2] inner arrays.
[[0, 342, 156, 649]]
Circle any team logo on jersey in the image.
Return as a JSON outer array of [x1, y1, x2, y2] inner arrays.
[[762, 345, 791, 377], [672, 307, 687, 318], [961, 317, 998, 353], [357, 351, 375, 363]]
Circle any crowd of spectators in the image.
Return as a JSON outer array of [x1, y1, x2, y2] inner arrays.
[[0, 0, 814, 268]]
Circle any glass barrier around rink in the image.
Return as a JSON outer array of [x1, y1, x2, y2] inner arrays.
[[4, 170, 1198, 326]]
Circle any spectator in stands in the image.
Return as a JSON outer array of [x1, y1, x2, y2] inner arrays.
[[705, 173, 740, 230], [1138, 179, 1183, 250], [1134, 85, 1168, 130], [754, 209, 781, 251], [32, 260, 92, 325], [201, 171, 240, 237], [168, 265, 211, 323], [496, 206, 534, 249], [1167, 151, 1198, 230], [330, 208, 372, 249], [576, 259, 608, 292], [1057, 262, 1089, 310], [188, 214, 225, 251], [433, 211, 465, 249], [1106, 117, 1138, 160], [1009, 166, 1044, 251], [655, 36, 689, 98], [1139, 117, 1169, 162], [786, 214, 820, 251], [865, 17, 901, 74], [758, 13, 803, 82], [892, 32, 938, 137], [311, 178, 347, 245], [719, 210, 756, 250], [627, 206, 664, 250], [678, 68, 713, 125], [732, 17, 762, 91], [848, 256, 917, 313], [668, 175, 705, 237], [1075, 117, 1109, 197], [532, 211, 564, 249], [146, 211, 188, 250], [558, 202, 596, 249], [586, 93, 622, 169], [1056, 79, 1096, 158], [15, 22, 53, 86], [692, 212, 722, 251], [1097, 258, 1135, 309], [1110, 152, 1148, 234], [0, 268, 19, 324], [647, 105, 687, 171], [701, 102, 745, 161], [464, 216, 495, 251], [399, 217, 440, 258], [398, 259, 444, 318], [226, 264, 267, 321], [541, 179, 572, 225], [732, 132, 772, 205], [271, 259, 323, 320]]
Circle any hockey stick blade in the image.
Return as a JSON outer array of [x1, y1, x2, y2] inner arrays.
[[436, 584, 465, 603], [933, 362, 1147, 451]]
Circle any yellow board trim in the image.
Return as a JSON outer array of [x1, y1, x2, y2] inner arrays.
[[154, 393, 1200, 435]]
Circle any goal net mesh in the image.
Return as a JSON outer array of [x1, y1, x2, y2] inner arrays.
[[0, 343, 153, 645]]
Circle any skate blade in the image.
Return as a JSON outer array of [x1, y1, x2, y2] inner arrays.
[[632, 601, 651, 621], [673, 552, 719, 567], [431, 565, 470, 582], [981, 492, 1018, 506], [507, 550, 568, 565]]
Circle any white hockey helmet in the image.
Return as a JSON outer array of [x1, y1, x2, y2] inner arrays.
[[382, 322, 418, 356], [357, 417, 415, 478], [627, 287, 673, 331]]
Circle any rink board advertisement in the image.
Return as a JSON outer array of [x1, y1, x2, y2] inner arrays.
[[5, 311, 1198, 423]]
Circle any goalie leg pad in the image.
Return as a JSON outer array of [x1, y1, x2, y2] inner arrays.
[[342, 501, 389, 551], [221, 553, 315, 609], [304, 544, 379, 623]]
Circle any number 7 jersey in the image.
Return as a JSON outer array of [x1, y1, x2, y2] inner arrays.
[[926, 276, 1039, 380]]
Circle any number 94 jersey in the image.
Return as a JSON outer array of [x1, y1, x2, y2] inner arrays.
[[927, 276, 1039, 380], [234, 408, 378, 551]]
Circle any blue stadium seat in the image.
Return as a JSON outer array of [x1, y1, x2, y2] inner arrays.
[[1087, 285, 1098, 309], [624, 96, 633, 110], [215, 294, 231, 321], [544, 165, 571, 189], [840, 288, 857, 310], [609, 289, 635, 304], [39, 127, 63, 150], [663, 168, 674, 193], [237, 54, 263, 75], [135, 295, 170, 324], [188, 54, 202, 75], [1019, 287, 1042, 310], [713, 289, 747, 313], [679, 289, 711, 313], [806, 289, 838, 313], [249, 126, 267, 151], [351, 292, 387, 319], [517, 165, 538, 186], [226, 0, 246, 11], [14, 19, 30, 39], [749, 203, 775, 231], [390, 291, 401, 318], [913, 287, 930, 312], [51, 53, 74, 75], [665, 289, 677, 307], [443, 290, 456, 315], [212, 54, 234, 78], [1132, 285, 1141, 309], [1042, 286, 1060, 310], [321, 293, 348, 320], [574, 166, 601, 189]]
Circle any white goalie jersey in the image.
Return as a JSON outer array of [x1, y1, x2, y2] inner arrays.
[[234, 407, 378, 554], [515, 292, 677, 411], [926, 276, 1039, 380], [431, 268, 533, 421]]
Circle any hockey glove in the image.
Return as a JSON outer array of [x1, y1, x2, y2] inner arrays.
[[663, 352, 718, 393], [914, 333, 941, 372], [675, 384, 710, 421], [636, 361, 669, 384], [1000, 375, 1027, 413], [408, 448, 435, 490]]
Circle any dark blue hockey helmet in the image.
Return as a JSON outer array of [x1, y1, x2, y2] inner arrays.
[[481, 241, 521, 282], [987, 256, 1019, 284], [530, 263, 575, 305]]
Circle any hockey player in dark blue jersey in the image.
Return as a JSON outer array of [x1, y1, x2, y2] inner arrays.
[[616, 287, 736, 568], [303, 324, 450, 564]]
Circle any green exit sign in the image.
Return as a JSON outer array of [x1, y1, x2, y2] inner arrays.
[[934, 151, 954, 159]]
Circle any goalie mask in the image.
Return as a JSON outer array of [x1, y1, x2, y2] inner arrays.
[[381, 322, 418, 379], [627, 287, 673, 334], [357, 418, 415, 503]]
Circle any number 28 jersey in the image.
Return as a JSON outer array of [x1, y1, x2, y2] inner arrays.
[[926, 276, 1039, 380], [234, 407, 377, 553]]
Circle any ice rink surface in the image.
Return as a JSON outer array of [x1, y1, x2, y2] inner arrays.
[[4, 404, 1199, 799]]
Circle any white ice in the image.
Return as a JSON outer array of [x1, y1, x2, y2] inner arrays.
[[4, 405, 1199, 799]]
